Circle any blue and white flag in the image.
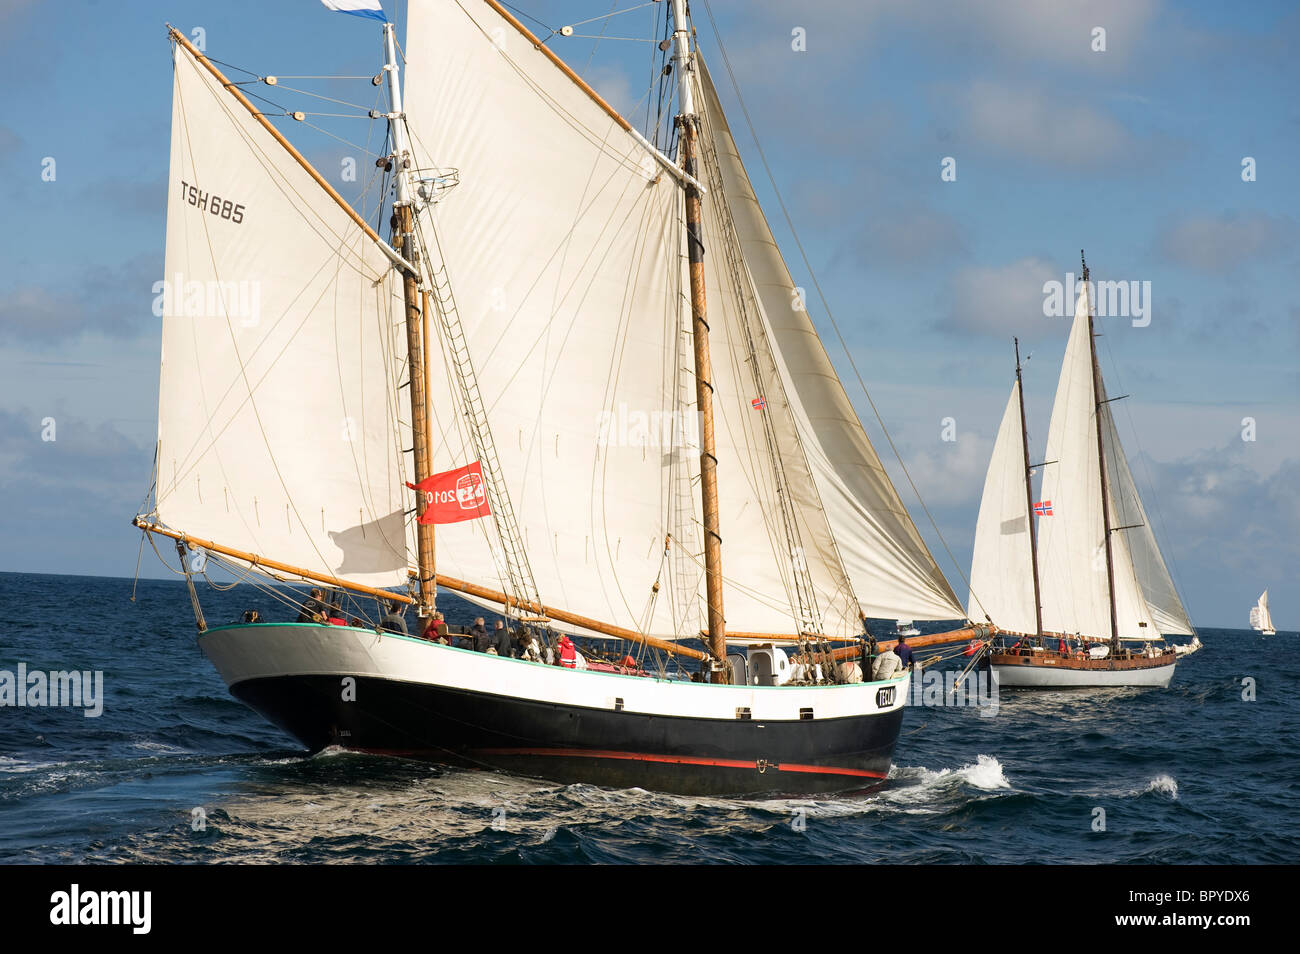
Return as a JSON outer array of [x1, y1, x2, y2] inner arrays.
[[320, 0, 387, 22]]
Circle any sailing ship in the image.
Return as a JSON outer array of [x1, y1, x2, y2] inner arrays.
[[968, 258, 1196, 688], [134, 0, 981, 795], [1250, 591, 1276, 635]]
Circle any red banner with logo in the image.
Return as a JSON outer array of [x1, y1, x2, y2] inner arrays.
[[407, 461, 491, 525]]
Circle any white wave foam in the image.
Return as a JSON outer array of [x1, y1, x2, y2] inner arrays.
[[1143, 774, 1179, 799], [131, 741, 188, 755], [894, 754, 1011, 794]]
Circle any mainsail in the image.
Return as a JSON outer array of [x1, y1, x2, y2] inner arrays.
[[155, 46, 412, 589], [967, 381, 1038, 632], [1035, 282, 1190, 639], [403, 0, 699, 638], [398, 1, 967, 638]]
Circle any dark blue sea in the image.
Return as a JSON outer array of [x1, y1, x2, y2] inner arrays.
[[0, 570, 1295, 864]]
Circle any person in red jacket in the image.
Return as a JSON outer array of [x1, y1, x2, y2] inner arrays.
[[558, 634, 577, 669]]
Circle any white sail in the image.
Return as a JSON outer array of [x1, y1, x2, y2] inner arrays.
[[1099, 393, 1194, 635], [967, 382, 1039, 632], [155, 46, 411, 588], [400, 2, 964, 637], [1251, 591, 1274, 632], [695, 58, 965, 622], [693, 114, 863, 637], [1036, 284, 1158, 639], [403, 0, 698, 637]]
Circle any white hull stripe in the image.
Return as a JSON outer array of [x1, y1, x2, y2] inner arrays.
[[198, 623, 909, 722], [991, 660, 1176, 688]]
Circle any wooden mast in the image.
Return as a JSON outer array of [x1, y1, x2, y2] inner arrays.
[[1015, 338, 1044, 638], [1083, 253, 1120, 645], [421, 288, 437, 609], [382, 23, 436, 617], [671, 0, 727, 680]]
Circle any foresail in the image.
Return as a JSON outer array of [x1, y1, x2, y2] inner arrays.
[[155, 45, 411, 588], [967, 382, 1038, 632], [696, 57, 965, 622], [1037, 287, 1157, 639], [403, 0, 691, 637]]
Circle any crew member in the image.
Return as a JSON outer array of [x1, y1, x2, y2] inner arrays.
[[379, 599, 408, 636], [297, 588, 327, 623], [470, 617, 491, 653], [492, 619, 511, 657], [895, 634, 915, 669], [558, 634, 577, 669]]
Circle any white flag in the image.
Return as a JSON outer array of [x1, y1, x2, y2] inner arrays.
[[320, 0, 386, 21]]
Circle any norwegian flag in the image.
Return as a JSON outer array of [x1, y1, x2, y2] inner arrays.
[[751, 396, 766, 410], [1033, 500, 1053, 517]]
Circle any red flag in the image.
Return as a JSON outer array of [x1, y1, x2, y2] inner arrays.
[[407, 461, 491, 525]]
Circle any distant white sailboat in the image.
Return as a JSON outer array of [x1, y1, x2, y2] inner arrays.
[[1250, 591, 1276, 636]]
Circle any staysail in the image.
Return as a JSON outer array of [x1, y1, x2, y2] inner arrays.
[[155, 45, 412, 589], [695, 57, 965, 623], [967, 382, 1039, 632]]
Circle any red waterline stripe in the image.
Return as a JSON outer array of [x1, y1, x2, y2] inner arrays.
[[474, 747, 886, 779]]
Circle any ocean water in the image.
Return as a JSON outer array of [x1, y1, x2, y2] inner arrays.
[[0, 570, 1295, 864]]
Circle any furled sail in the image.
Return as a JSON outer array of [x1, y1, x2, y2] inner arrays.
[[967, 382, 1039, 632], [695, 57, 965, 622], [402, 0, 693, 637], [1036, 285, 1159, 639], [155, 45, 411, 588]]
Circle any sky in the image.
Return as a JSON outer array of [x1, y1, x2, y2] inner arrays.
[[0, 0, 1295, 629]]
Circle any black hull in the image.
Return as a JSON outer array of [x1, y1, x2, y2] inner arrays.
[[233, 675, 902, 796]]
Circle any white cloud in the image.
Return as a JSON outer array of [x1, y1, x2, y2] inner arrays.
[[942, 256, 1062, 339], [1156, 211, 1298, 273], [954, 80, 1135, 166]]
